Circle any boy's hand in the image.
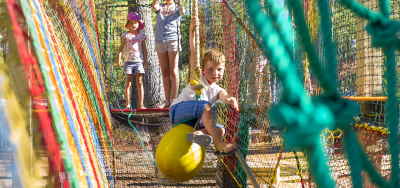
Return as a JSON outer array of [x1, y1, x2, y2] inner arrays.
[[225, 97, 239, 111], [189, 80, 203, 95]]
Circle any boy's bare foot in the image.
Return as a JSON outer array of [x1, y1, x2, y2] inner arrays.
[[215, 142, 236, 153]]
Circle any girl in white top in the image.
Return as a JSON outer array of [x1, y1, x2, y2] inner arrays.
[[115, 12, 147, 109], [169, 49, 238, 153]]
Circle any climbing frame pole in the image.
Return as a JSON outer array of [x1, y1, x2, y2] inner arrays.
[[189, 0, 201, 81]]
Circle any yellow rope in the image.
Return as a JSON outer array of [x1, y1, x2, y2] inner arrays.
[[0, 47, 43, 187], [30, 3, 89, 185], [217, 156, 243, 188], [354, 123, 389, 135]]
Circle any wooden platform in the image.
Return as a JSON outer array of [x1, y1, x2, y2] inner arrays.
[[111, 108, 170, 127]]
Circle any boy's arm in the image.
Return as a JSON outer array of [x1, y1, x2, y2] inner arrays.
[[151, 0, 160, 12], [218, 89, 239, 111]]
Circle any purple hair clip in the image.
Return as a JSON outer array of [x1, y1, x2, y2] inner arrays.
[[127, 12, 141, 21]]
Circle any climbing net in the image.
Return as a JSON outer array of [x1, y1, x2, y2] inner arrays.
[[245, 0, 400, 187], [3, 0, 114, 187], [96, 0, 400, 187], [3, 0, 399, 187]]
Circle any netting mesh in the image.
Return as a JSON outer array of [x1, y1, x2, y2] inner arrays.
[[3, 0, 114, 187], [82, 0, 400, 187], [2, 0, 400, 187], [323, 1, 398, 187]]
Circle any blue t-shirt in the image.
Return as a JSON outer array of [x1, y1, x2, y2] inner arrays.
[[155, 4, 182, 42]]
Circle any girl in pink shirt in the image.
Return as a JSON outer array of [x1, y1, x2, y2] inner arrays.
[[115, 12, 147, 109]]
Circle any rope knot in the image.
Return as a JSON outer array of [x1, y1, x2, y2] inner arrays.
[[319, 96, 359, 131], [269, 99, 334, 150], [366, 18, 400, 49]]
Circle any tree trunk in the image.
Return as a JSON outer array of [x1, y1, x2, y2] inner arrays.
[[128, 0, 164, 108]]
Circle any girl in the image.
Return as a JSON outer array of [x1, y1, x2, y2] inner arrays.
[[115, 12, 147, 109], [152, 0, 184, 107]]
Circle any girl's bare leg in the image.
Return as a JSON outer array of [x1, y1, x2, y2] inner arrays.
[[168, 50, 179, 105], [135, 74, 145, 109], [125, 75, 133, 108], [157, 51, 171, 107]]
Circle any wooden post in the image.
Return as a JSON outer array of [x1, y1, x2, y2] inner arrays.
[[189, 0, 201, 81]]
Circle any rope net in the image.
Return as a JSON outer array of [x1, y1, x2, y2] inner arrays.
[[246, 0, 400, 187], [1, 0, 400, 187], [3, 0, 114, 187]]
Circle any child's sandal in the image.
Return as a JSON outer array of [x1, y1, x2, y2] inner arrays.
[[187, 133, 213, 147]]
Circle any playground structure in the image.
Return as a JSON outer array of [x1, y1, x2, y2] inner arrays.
[[0, 0, 399, 188]]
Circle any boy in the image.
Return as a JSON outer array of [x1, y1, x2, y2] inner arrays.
[[169, 49, 238, 153]]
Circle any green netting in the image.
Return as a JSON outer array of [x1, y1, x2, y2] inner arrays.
[[3, 0, 400, 187]]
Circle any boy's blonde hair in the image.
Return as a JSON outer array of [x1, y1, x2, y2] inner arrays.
[[202, 49, 226, 68]]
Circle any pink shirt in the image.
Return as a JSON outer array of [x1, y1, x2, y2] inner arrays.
[[122, 31, 146, 62]]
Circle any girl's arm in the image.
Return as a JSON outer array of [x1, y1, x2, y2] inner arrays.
[[152, 0, 160, 12], [176, 0, 185, 15], [218, 89, 239, 111], [114, 36, 126, 67]]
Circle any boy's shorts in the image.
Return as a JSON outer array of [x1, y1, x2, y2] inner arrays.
[[169, 100, 223, 130], [124, 61, 145, 75], [156, 40, 181, 52]]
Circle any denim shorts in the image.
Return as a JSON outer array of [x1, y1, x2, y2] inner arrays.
[[169, 100, 223, 130], [124, 61, 145, 75]]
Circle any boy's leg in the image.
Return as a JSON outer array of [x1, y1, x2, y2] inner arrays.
[[135, 73, 145, 109], [125, 75, 133, 108], [170, 101, 219, 147], [201, 104, 236, 152]]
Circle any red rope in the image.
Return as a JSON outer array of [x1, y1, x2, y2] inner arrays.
[[43, 12, 102, 186], [6, 1, 68, 187], [88, 0, 103, 54], [222, 3, 240, 181], [49, 2, 113, 141]]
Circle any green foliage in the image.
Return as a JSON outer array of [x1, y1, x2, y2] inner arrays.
[[179, 14, 190, 70], [0, 2, 8, 44]]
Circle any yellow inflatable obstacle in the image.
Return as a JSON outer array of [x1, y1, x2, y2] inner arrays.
[[155, 124, 206, 182]]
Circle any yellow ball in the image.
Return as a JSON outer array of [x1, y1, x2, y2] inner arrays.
[[155, 124, 206, 182]]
